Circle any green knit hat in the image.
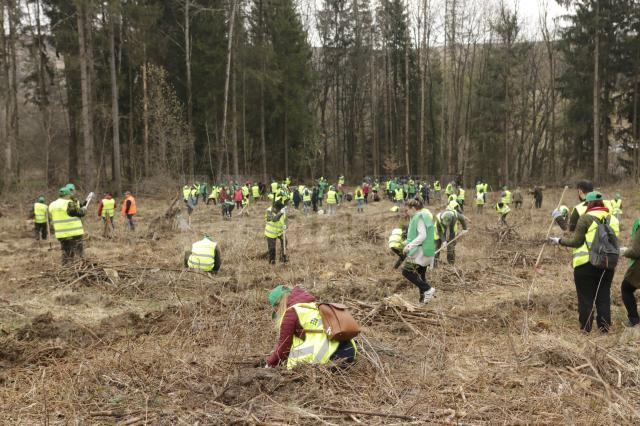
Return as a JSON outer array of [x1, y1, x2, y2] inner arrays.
[[268, 285, 291, 308], [59, 187, 71, 196], [37, 196, 45, 203], [585, 191, 603, 202]]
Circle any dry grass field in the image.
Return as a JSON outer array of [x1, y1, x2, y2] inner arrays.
[[1, 186, 639, 424]]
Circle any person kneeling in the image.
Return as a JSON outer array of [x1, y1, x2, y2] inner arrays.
[[184, 235, 221, 274], [266, 285, 356, 369]]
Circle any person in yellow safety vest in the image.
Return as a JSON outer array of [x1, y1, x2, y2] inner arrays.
[[494, 202, 511, 225], [501, 186, 512, 205], [265, 201, 287, 264], [445, 182, 455, 197], [355, 186, 365, 213], [182, 185, 194, 216], [550, 191, 620, 333], [271, 181, 279, 195], [326, 186, 338, 215], [184, 235, 221, 273], [475, 189, 485, 214], [552, 205, 571, 230], [250, 183, 259, 200], [208, 186, 219, 205], [434, 209, 469, 265], [568, 180, 593, 232], [242, 184, 250, 200], [609, 193, 622, 220], [31, 196, 49, 240], [266, 285, 357, 369], [338, 175, 345, 186], [98, 193, 116, 237], [457, 187, 465, 211], [433, 180, 442, 201], [394, 186, 404, 205], [49, 186, 86, 263], [302, 187, 312, 215], [190, 185, 199, 205]]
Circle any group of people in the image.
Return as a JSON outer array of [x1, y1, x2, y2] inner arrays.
[[31, 183, 137, 262]]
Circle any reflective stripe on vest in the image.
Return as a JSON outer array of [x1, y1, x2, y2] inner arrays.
[[34, 203, 48, 224], [303, 191, 311, 202], [265, 208, 286, 238], [286, 303, 340, 370], [388, 228, 405, 250], [188, 239, 217, 271], [572, 211, 620, 268], [101, 198, 115, 217], [49, 198, 84, 239]]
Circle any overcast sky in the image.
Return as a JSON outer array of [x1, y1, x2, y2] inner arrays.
[[514, 0, 569, 27]]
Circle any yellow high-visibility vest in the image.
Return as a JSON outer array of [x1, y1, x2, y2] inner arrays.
[[187, 238, 217, 272], [264, 207, 286, 238], [285, 303, 342, 370], [34, 202, 48, 224], [476, 192, 485, 205], [388, 228, 405, 250], [252, 185, 260, 198], [49, 198, 84, 239], [572, 211, 620, 268], [495, 204, 511, 215], [101, 198, 115, 218], [303, 190, 311, 202], [327, 190, 337, 205], [501, 191, 512, 204]]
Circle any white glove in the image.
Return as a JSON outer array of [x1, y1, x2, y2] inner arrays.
[[551, 210, 562, 220], [460, 229, 469, 235], [620, 247, 628, 256], [549, 237, 561, 245], [264, 364, 271, 369]]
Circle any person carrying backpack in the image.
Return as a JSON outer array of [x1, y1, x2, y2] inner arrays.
[[550, 191, 620, 333], [619, 219, 640, 328]]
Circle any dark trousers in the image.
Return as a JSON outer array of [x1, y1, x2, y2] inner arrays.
[[60, 236, 83, 264], [573, 263, 614, 332], [514, 201, 522, 209], [329, 340, 356, 364], [535, 198, 543, 209], [402, 262, 431, 298], [621, 280, 640, 325], [126, 214, 135, 230], [267, 236, 287, 264], [34, 223, 48, 240], [435, 238, 456, 265]]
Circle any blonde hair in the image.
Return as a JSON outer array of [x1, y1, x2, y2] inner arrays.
[[274, 294, 290, 331]]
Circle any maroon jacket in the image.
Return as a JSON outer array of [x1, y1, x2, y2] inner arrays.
[[267, 287, 316, 367]]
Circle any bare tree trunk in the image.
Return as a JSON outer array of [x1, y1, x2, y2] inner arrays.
[[419, 0, 429, 175], [219, 0, 236, 181], [593, 2, 600, 182], [404, 34, 410, 175], [370, 29, 378, 177], [109, 3, 121, 194], [184, 0, 194, 176], [260, 75, 267, 182], [440, 0, 448, 176], [284, 110, 288, 177], [242, 69, 247, 175], [76, 1, 95, 189], [0, 0, 10, 189], [127, 57, 134, 179], [4, 0, 19, 189], [231, 50, 239, 178], [142, 54, 149, 177], [633, 65, 639, 183]]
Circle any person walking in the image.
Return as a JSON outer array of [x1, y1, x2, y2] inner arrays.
[[494, 202, 511, 226], [402, 199, 436, 304], [355, 186, 365, 213], [97, 193, 116, 237], [550, 191, 620, 333], [475, 189, 485, 214], [532, 186, 543, 209], [122, 191, 137, 230], [49, 187, 86, 263], [302, 187, 312, 215], [326, 186, 338, 215], [31, 196, 49, 240], [513, 188, 523, 209]]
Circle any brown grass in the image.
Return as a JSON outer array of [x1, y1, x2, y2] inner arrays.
[[1, 188, 640, 424]]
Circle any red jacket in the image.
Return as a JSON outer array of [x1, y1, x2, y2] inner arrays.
[[234, 188, 244, 202], [267, 287, 316, 367]]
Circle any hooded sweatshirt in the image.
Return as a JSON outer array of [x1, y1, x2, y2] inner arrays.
[[267, 286, 316, 367]]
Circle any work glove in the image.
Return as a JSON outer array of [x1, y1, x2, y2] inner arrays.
[[551, 210, 562, 220], [620, 247, 628, 256], [460, 229, 469, 235], [549, 237, 561, 245]]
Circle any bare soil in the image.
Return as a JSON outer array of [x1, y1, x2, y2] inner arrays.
[[1, 188, 639, 424]]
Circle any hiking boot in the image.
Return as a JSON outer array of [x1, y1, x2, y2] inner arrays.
[[622, 319, 639, 328], [421, 288, 436, 304]]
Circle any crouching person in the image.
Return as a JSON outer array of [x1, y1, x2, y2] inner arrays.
[[184, 235, 221, 273], [266, 285, 356, 369]]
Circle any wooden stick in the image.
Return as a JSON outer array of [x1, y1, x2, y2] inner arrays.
[[321, 406, 415, 421], [534, 185, 569, 269]]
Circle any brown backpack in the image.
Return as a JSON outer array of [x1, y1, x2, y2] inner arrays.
[[318, 303, 361, 342]]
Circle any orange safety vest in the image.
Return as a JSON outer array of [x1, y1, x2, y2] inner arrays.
[[122, 195, 137, 215]]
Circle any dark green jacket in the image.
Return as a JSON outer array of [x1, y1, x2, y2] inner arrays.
[[623, 221, 640, 288], [559, 213, 599, 248]]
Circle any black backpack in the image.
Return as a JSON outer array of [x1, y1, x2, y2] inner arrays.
[[589, 216, 619, 270]]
